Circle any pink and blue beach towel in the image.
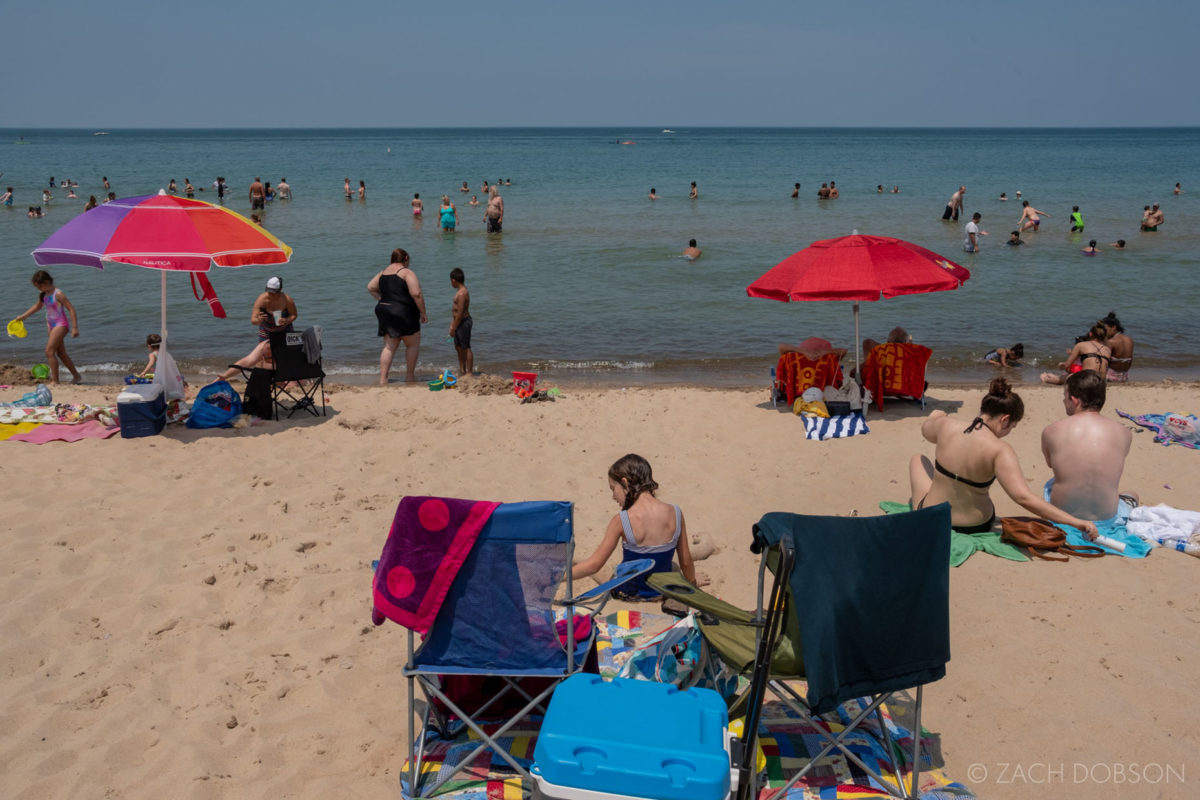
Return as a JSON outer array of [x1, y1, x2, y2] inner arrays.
[[372, 496, 500, 634]]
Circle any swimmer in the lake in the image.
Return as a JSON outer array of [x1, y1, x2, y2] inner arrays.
[[682, 239, 702, 260]]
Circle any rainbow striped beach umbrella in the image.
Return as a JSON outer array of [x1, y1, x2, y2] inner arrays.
[[32, 192, 292, 377]]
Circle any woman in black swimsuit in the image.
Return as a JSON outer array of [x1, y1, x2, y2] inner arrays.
[[1040, 321, 1112, 385], [909, 378, 1098, 537], [367, 248, 428, 384]]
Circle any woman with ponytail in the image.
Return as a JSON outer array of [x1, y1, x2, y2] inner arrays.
[[909, 378, 1098, 538]]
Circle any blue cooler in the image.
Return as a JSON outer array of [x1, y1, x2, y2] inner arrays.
[[117, 383, 166, 438], [531, 674, 732, 800]]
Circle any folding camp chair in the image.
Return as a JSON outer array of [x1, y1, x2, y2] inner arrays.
[[392, 500, 651, 798], [230, 328, 325, 419], [771, 351, 844, 409], [862, 342, 932, 411], [650, 503, 951, 800]]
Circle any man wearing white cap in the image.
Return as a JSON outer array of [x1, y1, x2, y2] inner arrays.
[[220, 276, 298, 380]]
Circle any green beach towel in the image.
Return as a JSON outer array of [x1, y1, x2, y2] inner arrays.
[[879, 501, 1029, 566]]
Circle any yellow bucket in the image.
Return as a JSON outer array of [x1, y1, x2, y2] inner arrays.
[[6, 319, 27, 339]]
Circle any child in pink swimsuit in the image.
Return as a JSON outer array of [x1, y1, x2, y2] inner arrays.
[[13, 270, 82, 384]]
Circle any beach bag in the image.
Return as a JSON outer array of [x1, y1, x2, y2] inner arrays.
[[152, 347, 186, 401], [185, 380, 242, 429], [1000, 516, 1105, 561], [615, 613, 739, 699], [1163, 414, 1200, 446]]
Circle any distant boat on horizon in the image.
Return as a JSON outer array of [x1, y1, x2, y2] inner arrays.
[[662, 129, 675, 133], [93, 131, 109, 136]]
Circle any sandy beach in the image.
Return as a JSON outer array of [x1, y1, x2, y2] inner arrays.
[[2, 377, 1197, 799]]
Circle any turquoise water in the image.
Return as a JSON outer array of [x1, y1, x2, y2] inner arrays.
[[1, 127, 1196, 385]]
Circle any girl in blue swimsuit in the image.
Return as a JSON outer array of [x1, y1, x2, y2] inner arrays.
[[572, 454, 697, 599]]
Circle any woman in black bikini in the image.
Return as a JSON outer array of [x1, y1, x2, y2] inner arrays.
[[1040, 321, 1112, 385], [909, 378, 1098, 537]]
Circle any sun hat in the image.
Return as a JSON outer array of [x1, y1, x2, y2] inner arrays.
[[265, 276, 282, 292]]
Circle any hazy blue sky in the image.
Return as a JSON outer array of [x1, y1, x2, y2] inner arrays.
[[6, 0, 1199, 128]]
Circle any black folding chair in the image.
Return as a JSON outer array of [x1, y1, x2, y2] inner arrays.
[[231, 328, 325, 419]]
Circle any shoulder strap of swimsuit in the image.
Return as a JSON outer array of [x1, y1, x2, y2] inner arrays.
[[672, 504, 682, 544], [618, 509, 636, 545]]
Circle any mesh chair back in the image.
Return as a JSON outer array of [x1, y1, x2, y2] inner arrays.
[[414, 501, 574, 673]]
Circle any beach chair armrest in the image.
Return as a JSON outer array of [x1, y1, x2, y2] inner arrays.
[[561, 558, 655, 604], [648, 572, 757, 625]]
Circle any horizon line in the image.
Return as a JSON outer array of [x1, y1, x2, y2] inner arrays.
[[5, 124, 1200, 132]]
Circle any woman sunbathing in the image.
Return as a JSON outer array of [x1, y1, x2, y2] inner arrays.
[[908, 378, 1097, 538]]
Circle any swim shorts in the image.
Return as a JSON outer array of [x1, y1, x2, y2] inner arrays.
[[1106, 368, 1129, 383], [251, 197, 264, 210], [486, 216, 502, 233], [453, 316, 472, 349], [942, 205, 955, 220]]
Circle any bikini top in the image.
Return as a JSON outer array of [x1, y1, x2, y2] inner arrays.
[[1079, 350, 1110, 366], [934, 459, 996, 489]]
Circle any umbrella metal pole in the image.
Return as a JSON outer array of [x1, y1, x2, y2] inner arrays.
[[853, 302, 861, 382], [160, 271, 168, 352]]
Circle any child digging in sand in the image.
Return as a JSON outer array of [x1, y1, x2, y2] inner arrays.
[[572, 454, 697, 600], [14, 270, 82, 384]]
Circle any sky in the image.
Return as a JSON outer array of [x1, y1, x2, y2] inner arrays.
[[5, 0, 1200, 129]]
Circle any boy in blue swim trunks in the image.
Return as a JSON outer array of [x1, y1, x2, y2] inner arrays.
[[1041, 370, 1138, 536]]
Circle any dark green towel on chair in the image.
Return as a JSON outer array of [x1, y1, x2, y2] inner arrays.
[[752, 506, 951, 716]]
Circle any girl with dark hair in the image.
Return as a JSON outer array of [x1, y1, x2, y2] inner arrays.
[[984, 343, 1024, 367], [13, 270, 82, 384], [1102, 312, 1134, 382], [572, 454, 696, 599], [909, 378, 1098, 537], [1040, 321, 1111, 385]]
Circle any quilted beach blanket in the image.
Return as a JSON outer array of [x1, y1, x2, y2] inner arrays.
[[0, 403, 115, 426], [400, 613, 975, 800]]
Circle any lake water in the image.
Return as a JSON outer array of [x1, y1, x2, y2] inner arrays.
[[1, 127, 1196, 386]]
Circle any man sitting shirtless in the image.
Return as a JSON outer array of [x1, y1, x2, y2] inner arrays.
[[1041, 370, 1138, 534]]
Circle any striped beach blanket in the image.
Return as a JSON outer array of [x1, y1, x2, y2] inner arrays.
[[804, 412, 869, 440]]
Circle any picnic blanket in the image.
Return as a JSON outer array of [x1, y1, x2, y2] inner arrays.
[[805, 412, 869, 440], [9, 419, 120, 444], [401, 612, 976, 800], [880, 501, 1028, 566], [1116, 409, 1200, 449], [0, 403, 115, 426]]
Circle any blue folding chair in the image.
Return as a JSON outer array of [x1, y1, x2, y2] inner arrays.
[[398, 501, 651, 798]]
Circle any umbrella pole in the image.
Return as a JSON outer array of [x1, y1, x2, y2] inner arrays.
[[853, 302, 861, 382], [160, 270, 168, 356]]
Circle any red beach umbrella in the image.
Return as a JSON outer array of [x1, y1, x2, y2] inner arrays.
[[747, 234, 970, 376], [31, 192, 292, 387]]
